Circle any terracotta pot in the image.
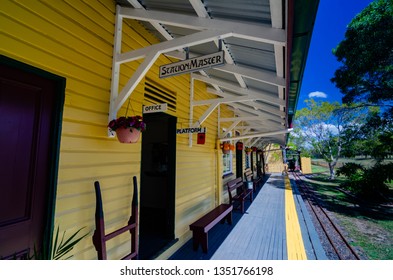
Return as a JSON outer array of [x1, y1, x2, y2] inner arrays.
[[222, 142, 231, 154], [116, 127, 141, 143]]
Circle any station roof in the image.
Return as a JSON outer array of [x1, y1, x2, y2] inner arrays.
[[114, 0, 319, 146]]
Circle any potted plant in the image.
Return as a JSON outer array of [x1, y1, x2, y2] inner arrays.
[[245, 147, 252, 155], [108, 116, 146, 143], [221, 141, 231, 154]]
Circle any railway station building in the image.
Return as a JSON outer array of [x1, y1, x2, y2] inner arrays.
[[0, 0, 319, 260]]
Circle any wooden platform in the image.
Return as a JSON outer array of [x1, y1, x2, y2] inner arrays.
[[170, 173, 327, 260]]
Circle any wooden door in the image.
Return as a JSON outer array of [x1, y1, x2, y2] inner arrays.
[[0, 57, 64, 259]]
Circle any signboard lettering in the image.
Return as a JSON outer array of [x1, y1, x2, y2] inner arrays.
[[143, 103, 168, 114], [176, 127, 207, 134], [159, 51, 225, 78]]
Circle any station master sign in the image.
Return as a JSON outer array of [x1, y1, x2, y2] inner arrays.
[[159, 51, 225, 78]]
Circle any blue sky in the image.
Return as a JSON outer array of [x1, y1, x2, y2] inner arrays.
[[297, 0, 374, 110]]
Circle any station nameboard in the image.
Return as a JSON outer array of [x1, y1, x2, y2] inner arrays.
[[143, 103, 168, 114], [176, 127, 207, 134], [159, 51, 224, 78]]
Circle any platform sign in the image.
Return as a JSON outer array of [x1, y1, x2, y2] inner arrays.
[[159, 51, 225, 78], [143, 103, 167, 114], [176, 127, 207, 134]]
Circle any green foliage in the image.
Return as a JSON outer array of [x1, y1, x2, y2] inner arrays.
[[29, 226, 88, 260], [293, 99, 369, 178], [341, 108, 393, 159], [332, 0, 393, 106], [331, 0, 393, 162], [287, 126, 313, 157], [337, 162, 393, 201]]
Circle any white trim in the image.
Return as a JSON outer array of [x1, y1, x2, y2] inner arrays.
[[117, 30, 231, 64], [191, 74, 285, 106], [119, 7, 286, 46], [165, 51, 285, 87], [219, 128, 293, 141]]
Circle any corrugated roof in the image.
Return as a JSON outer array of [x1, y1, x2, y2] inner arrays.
[[114, 0, 319, 146]]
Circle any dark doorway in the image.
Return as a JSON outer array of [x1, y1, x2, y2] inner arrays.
[[0, 56, 65, 259], [236, 142, 243, 179], [139, 112, 176, 259]]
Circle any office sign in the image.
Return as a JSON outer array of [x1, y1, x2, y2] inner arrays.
[[159, 51, 224, 78], [143, 103, 167, 114], [176, 127, 207, 134]]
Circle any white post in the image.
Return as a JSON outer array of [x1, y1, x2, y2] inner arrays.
[[189, 77, 194, 147]]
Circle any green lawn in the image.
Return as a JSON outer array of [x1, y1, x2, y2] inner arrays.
[[311, 164, 329, 173], [302, 172, 393, 260]]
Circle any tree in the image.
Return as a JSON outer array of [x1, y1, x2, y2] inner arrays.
[[287, 127, 312, 157], [341, 108, 393, 160], [332, 0, 393, 158], [331, 0, 393, 116], [293, 99, 367, 179]]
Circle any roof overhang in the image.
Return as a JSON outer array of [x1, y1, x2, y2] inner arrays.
[[111, 0, 319, 147]]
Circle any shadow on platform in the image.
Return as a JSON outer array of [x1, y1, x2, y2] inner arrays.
[[169, 174, 270, 260]]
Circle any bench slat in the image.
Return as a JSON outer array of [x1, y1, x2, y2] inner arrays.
[[244, 168, 262, 192], [190, 204, 233, 232], [226, 177, 253, 213]]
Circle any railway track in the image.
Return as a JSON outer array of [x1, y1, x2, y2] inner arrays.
[[291, 171, 361, 260]]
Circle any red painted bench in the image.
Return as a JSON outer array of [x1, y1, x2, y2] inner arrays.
[[189, 204, 233, 253], [227, 177, 253, 213]]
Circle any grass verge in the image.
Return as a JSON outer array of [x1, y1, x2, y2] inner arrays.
[[303, 172, 393, 260]]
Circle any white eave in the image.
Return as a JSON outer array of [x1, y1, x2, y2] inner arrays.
[[109, 0, 317, 147]]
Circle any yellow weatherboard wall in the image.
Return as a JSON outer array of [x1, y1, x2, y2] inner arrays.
[[1, 0, 236, 259]]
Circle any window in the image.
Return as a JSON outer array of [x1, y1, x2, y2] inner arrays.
[[222, 131, 232, 176], [223, 152, 232, 176], [246, 153, 250, 169]]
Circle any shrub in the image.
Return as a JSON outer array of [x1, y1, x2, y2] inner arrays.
[[337, 162, 393, 201]]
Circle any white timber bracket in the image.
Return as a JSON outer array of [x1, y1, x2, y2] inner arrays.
[[108, 6, 234, 136], [188, 70, 285, 146], [108, 5, 286, 138]]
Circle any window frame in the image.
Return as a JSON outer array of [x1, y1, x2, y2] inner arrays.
[[222, 131, 233, 176]]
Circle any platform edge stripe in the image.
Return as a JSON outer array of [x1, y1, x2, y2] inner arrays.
[[284, 176, 307, 260], [290, 179, 328, 260]]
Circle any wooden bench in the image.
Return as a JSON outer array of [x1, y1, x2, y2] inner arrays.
[[226, 177, 253, 213], [189, 204, 233, 253], [244, 168, 262, 192]]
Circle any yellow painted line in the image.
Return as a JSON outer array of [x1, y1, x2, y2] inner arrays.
[[285, 176, 307, 260]]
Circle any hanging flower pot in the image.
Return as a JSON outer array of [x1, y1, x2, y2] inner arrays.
[[115, 127, 141, 143], [245, 147, 252, 155], [222, 142, 231, 154], [236, 142, 244, 150], [108, 116, 146, 144]]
